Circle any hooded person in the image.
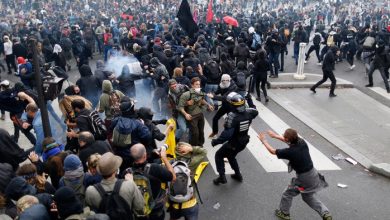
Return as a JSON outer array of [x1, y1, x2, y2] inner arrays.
[[53, 44, 67, 72], [117, 63, 143, 98], [110, 96, 151, 172], [5, 177, 37, 202], [98, 80, 125, 142], [149, 57, 170, 116], [58, 155, 86, 204], [54, 186, 96, 220], [18, 203, 49, 220], [0, 128, 33, 170], [94, 60, 106, 84], [76, 64, 101, 108]]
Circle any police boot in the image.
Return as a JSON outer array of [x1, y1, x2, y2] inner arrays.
[[213, 175, 227, 185], [231, 173, 243, 182]]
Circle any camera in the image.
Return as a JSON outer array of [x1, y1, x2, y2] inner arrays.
[[155, 144, 169, 153]]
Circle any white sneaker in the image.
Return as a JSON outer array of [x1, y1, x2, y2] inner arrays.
[[317, 62, 322, 66], [350, 65, 355, 70], [304, 60, 308, 64]]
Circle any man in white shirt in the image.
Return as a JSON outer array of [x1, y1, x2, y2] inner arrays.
[[3, 36, 17, 74]]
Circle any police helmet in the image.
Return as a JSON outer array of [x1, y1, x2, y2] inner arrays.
[[226, 92, 245, 107]]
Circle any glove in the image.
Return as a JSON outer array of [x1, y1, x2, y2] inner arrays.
[[211, 139, 218, 147], [285, 50, 288, 55]]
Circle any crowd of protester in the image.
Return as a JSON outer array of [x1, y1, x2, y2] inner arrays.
[[0, 0, 389, 219]]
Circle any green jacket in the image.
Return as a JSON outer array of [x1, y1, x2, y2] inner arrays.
[[175, 146, 207, 173], [178, 89, 206, 116]]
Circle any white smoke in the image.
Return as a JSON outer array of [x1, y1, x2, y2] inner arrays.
[[104, 54, 142, 77]]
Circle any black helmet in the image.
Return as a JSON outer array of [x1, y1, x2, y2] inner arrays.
[[226, 92, 245, 107], [137, 107, 154, 121]]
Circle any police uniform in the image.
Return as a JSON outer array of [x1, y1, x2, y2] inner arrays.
[[211, 92, 258, 184]]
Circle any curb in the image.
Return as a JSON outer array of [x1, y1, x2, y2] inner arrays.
[[369, 163, 390, 178]]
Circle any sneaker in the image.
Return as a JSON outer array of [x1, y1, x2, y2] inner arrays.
[[231, 173, 243, 182], [265, 98, 269, 102], [317, 62, 322, 66], [267, 82, 271, 89], [310, 87, 316, 93], [213, 175, 227, 185], [209, 132, 217, 138], [329, 93, 337, 97], [304, 60, 308, 64], [322, 212, 332, 220], [350, 64, 355, 70], [275, 209, 291, 220], [256, 97, 261, 101], [365, 84, 373, 87], [269, 75, 277, 78], [0, 114, 4, 120]]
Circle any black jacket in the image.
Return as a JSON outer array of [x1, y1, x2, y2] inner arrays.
[[76, 65, 101, 99], [322, 50, 336, 72], [233, 43, 250, 65], [79, 141, 111, 171]]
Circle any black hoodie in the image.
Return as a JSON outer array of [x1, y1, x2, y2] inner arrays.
[[76, 65, 101, 99]]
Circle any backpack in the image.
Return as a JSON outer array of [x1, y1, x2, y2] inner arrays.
[[363, 36, 375, 49], [132, 164, 159, 216], [60, 37, 73, 51], [81, 110, 107, 141], [326, 35, 335, 47], [62, 175, 86, 205], [235, 72, 247, 89], [167, 161, 193, 203], [111, 126, 132, 148], [94, 180, 133, 220], [109, 91, 121, 116], [313, 34, 321, 45]]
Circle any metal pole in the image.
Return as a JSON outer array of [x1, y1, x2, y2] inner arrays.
[[29, 38, 52, 137]]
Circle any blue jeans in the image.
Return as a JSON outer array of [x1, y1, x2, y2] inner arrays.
[[294, 44, 299, 65], [204, 83, 218, 106], [169, 203, 199, 220], [104, 45, 112, 62], [175, 114, 187, 141]]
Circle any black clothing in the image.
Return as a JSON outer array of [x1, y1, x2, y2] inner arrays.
[[276, 138, 314, 174], [12, 43, 28, 59], [79, 141, 111, 171], [0, 128, 30, 170], [75, 108, 93, 133]]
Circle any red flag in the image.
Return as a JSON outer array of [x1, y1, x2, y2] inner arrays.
[[206, 0, 213, 23]]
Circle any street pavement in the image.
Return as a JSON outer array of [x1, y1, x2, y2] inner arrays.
[[1, 46, 390, 219]]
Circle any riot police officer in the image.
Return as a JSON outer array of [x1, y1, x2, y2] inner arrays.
[[211, 92, 258, 185]]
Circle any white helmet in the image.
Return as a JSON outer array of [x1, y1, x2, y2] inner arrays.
[[248, 27, 255, 34]]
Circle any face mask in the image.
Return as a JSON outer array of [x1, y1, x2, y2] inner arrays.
[[194, 88, 201, 93]]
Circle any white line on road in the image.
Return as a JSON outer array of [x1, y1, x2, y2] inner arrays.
[[252, 99, 341, 171]]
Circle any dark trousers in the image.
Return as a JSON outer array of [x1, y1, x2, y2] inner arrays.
[[312, 70, 337, 95], [215, 142, 246, 175], [269, 52, 280, 76], [255, 75, 268, 99], [305, 44, 321, 62], [152, 87, 168, 115], [5, 54, 17, 73], [188, 113, 205, 146], [367, 64, 390, 91], [10, 114, 36, 145], [346, 53, 354, 66], [280, 50, 285, 71], [212, 105, 230, 134]]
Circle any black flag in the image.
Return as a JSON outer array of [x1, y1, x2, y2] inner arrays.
[[177, 0, 199, 38]]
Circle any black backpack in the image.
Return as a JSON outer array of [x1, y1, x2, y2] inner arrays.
[[80, 110, 107, 141], [94, 180, 133, 220]]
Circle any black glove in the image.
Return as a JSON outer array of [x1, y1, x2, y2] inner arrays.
[[211, 139, 218, 147]]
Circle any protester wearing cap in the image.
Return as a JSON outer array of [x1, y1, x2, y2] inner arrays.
[[16, 56, 34, 89], [58, 154, 87, 204], [85, 152, 144, 216]]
